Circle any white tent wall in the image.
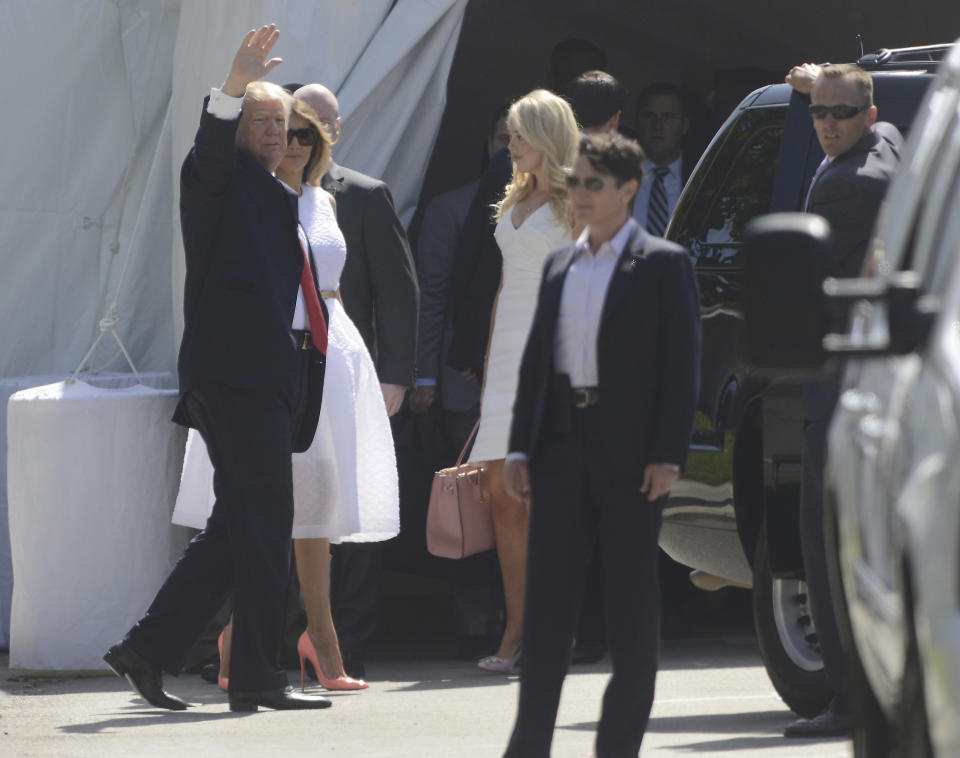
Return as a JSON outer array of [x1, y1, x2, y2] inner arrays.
[[0, 0, 180, 380]]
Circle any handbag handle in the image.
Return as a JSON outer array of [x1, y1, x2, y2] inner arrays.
[[455, 418, 482, 467]]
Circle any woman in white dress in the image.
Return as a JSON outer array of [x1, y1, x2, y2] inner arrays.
[[468, 90, 579, 671], [172, 100, 398, 690]]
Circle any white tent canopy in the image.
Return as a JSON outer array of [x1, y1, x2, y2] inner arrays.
[[0, 0, 467, 650]]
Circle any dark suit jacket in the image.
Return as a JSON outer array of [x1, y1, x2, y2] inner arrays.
[[176, 101, 304, 402], [807, 121, 902, 280], [416, 180, 482, 412], [447, 147, 512, 376], [322, 160, 418, 387], [803, 121, 902, 420], [509, 224, 701, 477]]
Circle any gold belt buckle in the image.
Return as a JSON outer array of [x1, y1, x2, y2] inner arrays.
[[572, 387, 598, 408]]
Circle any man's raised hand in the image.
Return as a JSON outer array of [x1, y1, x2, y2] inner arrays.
[[223, 24, 283, 97]]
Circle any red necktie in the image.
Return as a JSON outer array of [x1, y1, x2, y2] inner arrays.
[[298, 227, 328, 354]]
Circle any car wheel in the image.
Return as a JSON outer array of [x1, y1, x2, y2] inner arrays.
[[823, 485, 890, 757], [752, 522, 831, 718], [896, 608, 933, 757]]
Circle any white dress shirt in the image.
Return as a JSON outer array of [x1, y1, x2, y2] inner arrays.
[[631, 155, 683, 228], [206, 88, 310, 330], [554, 218, 637, 387]]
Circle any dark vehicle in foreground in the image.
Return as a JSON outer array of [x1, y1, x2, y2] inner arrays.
[[658, 44, 947, 717]]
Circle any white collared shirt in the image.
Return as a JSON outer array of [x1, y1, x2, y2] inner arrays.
[[554, 218, 638, 387], [631, 155, 683, 228]]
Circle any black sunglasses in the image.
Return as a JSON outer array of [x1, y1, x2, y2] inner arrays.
[[287, 127, 318, 146], [564, 174, 607, 192], [808, 103, 869, 120]]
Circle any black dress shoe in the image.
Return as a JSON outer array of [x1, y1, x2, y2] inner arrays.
[[783, 707, 851, 738], [229, 685, 332, 712], [103, 641, 189, 711]]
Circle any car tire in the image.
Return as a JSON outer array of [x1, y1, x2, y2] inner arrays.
[[752, 521, 831, 718], [896, 599, 933, 758], [823, 484, 890, 757]]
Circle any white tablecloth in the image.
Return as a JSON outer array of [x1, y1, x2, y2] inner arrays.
[[6, 374, 189, 670]]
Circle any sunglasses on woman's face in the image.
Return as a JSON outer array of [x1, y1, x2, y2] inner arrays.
[[564, 174, 607, 191], [287, 128, 318, 146], [808, 103, 869, 120]]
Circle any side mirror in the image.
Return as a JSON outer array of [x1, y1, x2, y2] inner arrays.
[[823, 272, 937, 355], [742, 212, 830, 370]]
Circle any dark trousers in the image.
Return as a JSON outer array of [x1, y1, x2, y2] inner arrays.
[[799, 418, 847, 706], [504, 407, 663, 758], [125, 365, 310, 692]]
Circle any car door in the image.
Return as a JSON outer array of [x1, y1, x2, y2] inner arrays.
[[827, 81, 960, 701]]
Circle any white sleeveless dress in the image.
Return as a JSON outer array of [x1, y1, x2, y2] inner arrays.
[[468, 203, 569, 463], [172, 184, 400, 542]]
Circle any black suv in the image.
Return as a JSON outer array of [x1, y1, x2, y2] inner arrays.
[[658, 45, 947, 717]]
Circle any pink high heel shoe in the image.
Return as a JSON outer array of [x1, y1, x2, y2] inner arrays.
[[297, 631, 368, 691], [217, 629, 229, 692], [477, 649, 521, 673]]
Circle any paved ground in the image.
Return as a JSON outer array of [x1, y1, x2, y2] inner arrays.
[[1, 635, 850, 757]]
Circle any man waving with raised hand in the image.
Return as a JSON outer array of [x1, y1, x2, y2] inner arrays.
[[103, 25, 332, 713]]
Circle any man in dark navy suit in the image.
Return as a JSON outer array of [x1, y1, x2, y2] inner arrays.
[[783, 61, 902, 739], [501, 133, 700, 758], [103, 25, 331, 713]]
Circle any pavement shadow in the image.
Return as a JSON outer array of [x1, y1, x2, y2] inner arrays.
[[385, 673, 519, 692], [58, 708, 248, 734]]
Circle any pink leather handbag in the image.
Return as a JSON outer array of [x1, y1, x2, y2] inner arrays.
[[425, 421, 494, 559]]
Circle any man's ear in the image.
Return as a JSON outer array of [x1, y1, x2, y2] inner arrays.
[[681, 117, 691, 137], [866, 105, 878, 128]]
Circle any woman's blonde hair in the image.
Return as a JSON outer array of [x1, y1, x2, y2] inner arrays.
[[290, 98, 332, 186], [494, 89, 578, 227]]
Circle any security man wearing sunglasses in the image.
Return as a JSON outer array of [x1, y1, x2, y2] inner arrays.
[[781, 61, 903, 739]]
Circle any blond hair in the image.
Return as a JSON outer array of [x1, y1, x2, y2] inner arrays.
[[494, 89, 578, 227], [243, 81, 294, 114]]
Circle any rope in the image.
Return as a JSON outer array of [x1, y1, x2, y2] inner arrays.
[[67, 304, 143, 386]]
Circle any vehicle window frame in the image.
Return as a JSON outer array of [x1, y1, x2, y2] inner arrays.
[[670, 105, 787, 264]]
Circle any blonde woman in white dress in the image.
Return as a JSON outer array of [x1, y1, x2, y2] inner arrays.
[[173, 100, 398, 691], [468, 90, 579, 672]]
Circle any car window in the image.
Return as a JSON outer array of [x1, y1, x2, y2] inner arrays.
[[870, 86, 960, 276], [671, 106, 786, 263], [702, 124, 784, 245], [913, 105, 960, 292]]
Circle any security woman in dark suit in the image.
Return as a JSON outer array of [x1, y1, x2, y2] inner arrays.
[[501, 133, 700, 758]]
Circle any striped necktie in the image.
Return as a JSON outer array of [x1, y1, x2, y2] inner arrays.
[[646, 166, 670, 237]]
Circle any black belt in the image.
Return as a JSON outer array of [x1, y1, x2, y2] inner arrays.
[[291, 329, 313, 351], [571, 386, 599, 408]]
